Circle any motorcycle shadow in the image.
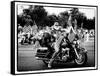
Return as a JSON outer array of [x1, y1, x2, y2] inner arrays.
[[50, 61, 88, 69]]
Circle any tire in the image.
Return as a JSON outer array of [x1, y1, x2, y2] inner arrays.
[[74, 51, 87, 66]]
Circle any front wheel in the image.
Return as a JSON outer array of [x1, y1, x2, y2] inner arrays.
[[74, 51, 87, 66]]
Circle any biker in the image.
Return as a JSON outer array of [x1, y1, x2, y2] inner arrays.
[[48, 14, 77, 68]]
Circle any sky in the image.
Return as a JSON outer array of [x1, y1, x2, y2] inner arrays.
[[18, 5, 95, 19]]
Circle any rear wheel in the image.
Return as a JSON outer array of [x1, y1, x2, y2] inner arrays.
[[74, 51, 87, 66]]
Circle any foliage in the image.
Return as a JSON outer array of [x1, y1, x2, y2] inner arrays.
[[17, 6, 95, 30], [30, 5, 47, 27], [58, 11, 69, 28]]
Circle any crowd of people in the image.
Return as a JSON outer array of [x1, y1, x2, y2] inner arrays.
[[18, 13, 87, 45]]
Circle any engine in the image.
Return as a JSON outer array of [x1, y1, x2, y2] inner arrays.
[[60, 38, 70, 61]]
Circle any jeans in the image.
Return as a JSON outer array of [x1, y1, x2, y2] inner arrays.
[[48, 35, 64, 66]]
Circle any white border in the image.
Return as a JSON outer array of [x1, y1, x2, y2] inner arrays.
[[14, 1, 97, 74]]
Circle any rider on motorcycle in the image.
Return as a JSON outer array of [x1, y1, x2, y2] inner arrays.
[[48, 14, 77, 68]]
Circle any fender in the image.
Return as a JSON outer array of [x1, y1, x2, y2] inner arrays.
[[80, 48, 87, 53]]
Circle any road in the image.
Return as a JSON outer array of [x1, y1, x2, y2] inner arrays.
[[17, 38, 95, 71]]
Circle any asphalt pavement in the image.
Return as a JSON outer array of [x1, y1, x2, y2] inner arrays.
[[17, 38, 95, 71]]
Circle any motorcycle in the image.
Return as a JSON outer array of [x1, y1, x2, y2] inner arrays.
[[35, 32, 87, 67], [20, 33, 33, 45]]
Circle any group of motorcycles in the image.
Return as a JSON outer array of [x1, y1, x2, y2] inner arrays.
[[35, 29, 88, 67]]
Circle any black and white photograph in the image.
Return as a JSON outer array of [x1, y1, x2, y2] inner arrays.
[[11, 1, 98, 74]]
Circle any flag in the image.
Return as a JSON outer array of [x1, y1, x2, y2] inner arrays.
[[23, 25, 32, 33], [31, 25, 38, 35]]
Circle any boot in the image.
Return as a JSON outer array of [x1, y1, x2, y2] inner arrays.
[[48, 59, 54, 68]]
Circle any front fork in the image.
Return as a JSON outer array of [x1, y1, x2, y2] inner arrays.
[[72, 44, 80, 59], [73, 47, 80, 59]]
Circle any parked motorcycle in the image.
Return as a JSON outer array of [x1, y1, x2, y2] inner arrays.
[[35, 32, 87, 67]]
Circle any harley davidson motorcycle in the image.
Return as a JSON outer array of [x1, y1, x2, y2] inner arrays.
[[35, 32, 87, 67]]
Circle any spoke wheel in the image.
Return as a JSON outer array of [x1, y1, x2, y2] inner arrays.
[[74, 51, 87, 66]]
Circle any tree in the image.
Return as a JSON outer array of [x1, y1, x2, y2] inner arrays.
[[70, 8, 86, 28], [58, 11, 69, 28], [44, 14, 58, 27], [17, 14, 33, 27], [83, 17, 95, 29], [30, 5, 47, 27]]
